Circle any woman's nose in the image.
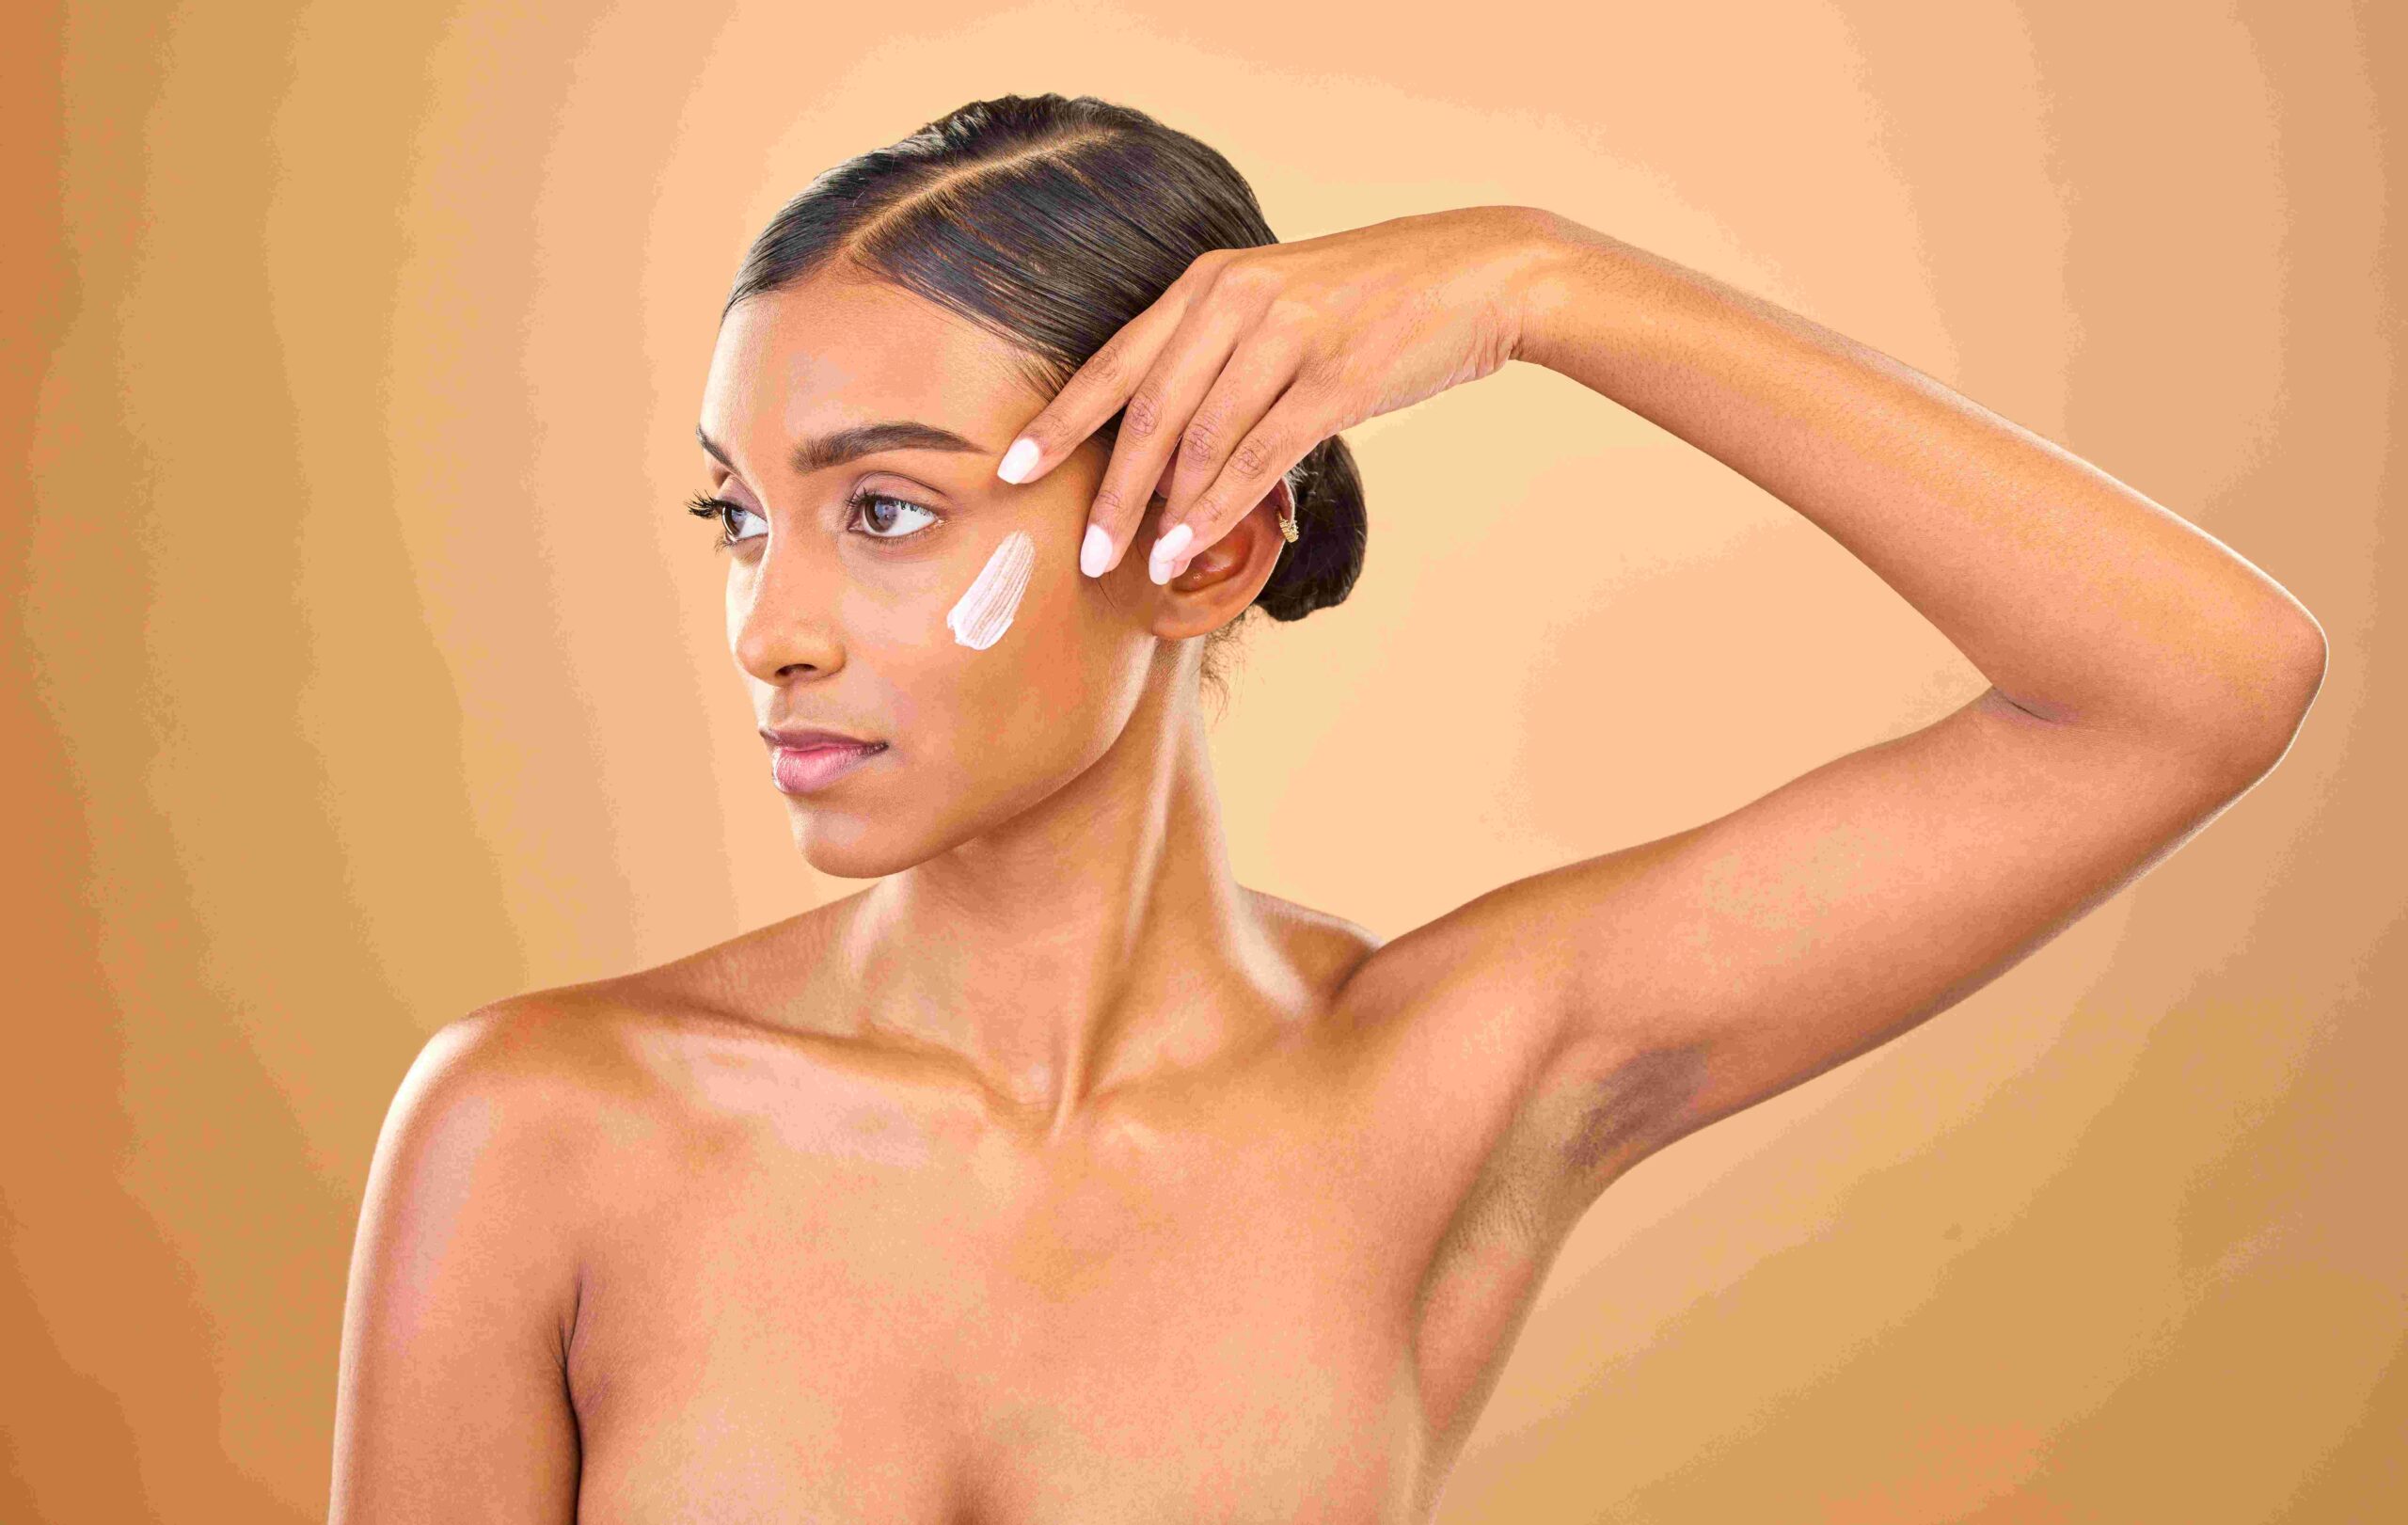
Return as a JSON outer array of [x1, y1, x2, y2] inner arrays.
[[730, 541, 845, 684]]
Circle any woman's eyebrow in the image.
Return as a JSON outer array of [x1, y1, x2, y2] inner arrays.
[[694, 421, 990, 475]]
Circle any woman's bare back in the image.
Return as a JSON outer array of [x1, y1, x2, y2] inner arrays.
[[459, 887, 1652, 1525]]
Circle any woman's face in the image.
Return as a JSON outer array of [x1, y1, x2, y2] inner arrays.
[[694, 271, 1182, 878]]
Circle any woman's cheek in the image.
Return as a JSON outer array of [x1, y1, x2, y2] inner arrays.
[[862, 532, 1023, 804], [944, 529, 1036, 651]]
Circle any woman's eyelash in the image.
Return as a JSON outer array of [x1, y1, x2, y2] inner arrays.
[[682, 487, 943, 550], [843, 485, 943, 543], [684, 491, 755, 550]]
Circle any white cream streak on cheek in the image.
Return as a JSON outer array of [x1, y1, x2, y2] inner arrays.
[[945, 530, 1036, 651]]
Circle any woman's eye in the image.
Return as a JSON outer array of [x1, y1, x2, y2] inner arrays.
[[849, 491, 940, 542], [685, 492, 768, 549]]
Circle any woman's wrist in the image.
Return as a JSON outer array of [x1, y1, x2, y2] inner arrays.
[[1498, 211, 1677, 380]]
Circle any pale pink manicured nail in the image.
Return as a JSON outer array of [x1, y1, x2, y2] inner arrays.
[[1080, 522, 1112, 578], [996, 437, 1040, 484], [1148, 522, 1193, 585]]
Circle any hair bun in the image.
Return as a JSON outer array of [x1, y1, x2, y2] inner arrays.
[[1257, 434, 1368, 623]]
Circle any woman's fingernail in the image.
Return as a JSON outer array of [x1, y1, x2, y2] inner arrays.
[[1148, 522, 1194, 585], [996, 437, 1040, 484], [1080, 522, 1112, 579]]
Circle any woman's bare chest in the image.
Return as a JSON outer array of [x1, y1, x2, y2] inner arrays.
[[560, 1062, 1472, 1524]]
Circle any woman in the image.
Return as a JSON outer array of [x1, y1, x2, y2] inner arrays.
[[329, 94, 2326, 1522]]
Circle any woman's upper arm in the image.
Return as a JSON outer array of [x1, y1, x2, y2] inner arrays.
[[331, 1007, 589, 1524], [1363, 684, 2306, 1192]]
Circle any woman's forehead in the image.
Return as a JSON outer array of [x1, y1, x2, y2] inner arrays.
[[715, 277, 1029, 397], [705, 277, 1041, 449]]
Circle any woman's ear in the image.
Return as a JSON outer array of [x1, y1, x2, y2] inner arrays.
[[1147, 479, 1292, 640]]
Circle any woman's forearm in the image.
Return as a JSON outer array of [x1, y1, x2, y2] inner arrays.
[[1508, 211, 2326, 772]]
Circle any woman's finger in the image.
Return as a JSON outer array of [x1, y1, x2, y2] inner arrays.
[[1153, 325, 1305, 531], [1150, 385, 1329, 586], [994, 252, 1232, 487], [1142, 350, 1298, 583], [1079, 299, 1254, 579]]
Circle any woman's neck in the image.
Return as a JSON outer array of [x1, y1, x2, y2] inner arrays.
[[832, 674, 1301, 1135]]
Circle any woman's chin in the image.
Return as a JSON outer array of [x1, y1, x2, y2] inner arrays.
[[788, 816, 916, 881]]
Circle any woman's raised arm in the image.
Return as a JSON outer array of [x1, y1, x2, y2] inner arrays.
[[1365, 212, 2327, 1185]]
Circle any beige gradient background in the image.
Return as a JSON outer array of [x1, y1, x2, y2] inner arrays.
[[6, 1, 2400, 1519]]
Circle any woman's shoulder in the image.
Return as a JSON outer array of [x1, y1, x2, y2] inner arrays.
[[345, 966, 849, 1376], [387, 909, 850, 1155], [369, 995, 807, 1240], [352, 993, 659, 1289], [380, 987, 689, 1176], [474, 888, 863, 1040], [1240, 886, 1390, 1009], [433, 942, 837, 1098]]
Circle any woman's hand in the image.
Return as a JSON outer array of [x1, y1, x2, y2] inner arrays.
[[992, 205, 1573, 584]]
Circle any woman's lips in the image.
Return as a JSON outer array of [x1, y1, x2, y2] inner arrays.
[[768, 740, 887, 795]]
